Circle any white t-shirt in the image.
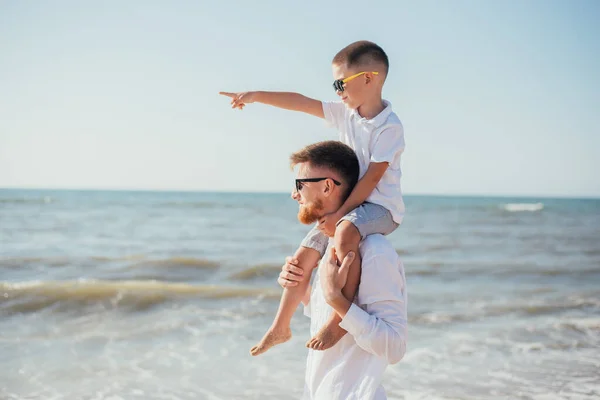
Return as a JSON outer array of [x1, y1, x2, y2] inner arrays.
[[303, 235, 408, 400], [322, 100, 405, 224]]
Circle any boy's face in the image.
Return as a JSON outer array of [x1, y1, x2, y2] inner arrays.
[[332, 62, 370, 110]]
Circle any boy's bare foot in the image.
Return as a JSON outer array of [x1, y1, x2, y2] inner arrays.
[[305, 322, 347, 351], [250, 326, 292, 356]]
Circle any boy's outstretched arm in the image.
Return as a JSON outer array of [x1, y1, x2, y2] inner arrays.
[[219, 91, 324, 119]]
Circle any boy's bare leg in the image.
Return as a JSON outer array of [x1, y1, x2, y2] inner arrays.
[[306, 221, 361, 351], [250, 246, 321, 356]]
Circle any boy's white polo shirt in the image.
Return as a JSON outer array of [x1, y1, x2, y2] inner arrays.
[[322, 100, 405, 225]]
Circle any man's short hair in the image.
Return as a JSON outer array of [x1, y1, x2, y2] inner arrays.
[[332, 40, 389, 75], [290, 141, 359, 200]]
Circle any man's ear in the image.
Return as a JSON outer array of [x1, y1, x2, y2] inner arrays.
[[323, 179, 333, 197]]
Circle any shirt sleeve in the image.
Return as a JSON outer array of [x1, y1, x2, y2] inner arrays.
[[303, 301, 311, 318], [338, 249, 408, 364], [370, 125, 405, 165], [322, 101, 346, 132]]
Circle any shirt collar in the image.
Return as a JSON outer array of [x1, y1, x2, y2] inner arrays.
[[351, 100, 392, 128]]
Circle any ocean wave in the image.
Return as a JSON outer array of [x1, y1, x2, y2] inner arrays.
[[0, 280, 279, 314], [410, 312, 472, 325], [555, 318, 600, 335], [409, 268, 440, 276], [403, 260, 600, 278], [90, 255, 146, 262], [229, 264, 282, 280], [0, 256, 219, 270], [418, 243, 460, 253], [501, 202, 544, 212], [131, 257, 220, 269], [159, 201, 221, 208], [497, 266, 600, 278], [0, 196, 54, 204], [410, 297, 600, 326], [0, 257, 73, 268], [486, 297, 599, 318], [158, 201, 254, 210], [509, 318, 600, 352]]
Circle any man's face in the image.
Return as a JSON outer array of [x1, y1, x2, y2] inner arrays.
[[291, 163, 326, 224], [332, 63, 369, 110]]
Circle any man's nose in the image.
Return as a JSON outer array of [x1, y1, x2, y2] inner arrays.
[[291, 190, 300, 200]]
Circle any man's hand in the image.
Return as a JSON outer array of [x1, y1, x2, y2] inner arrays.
[[318, 211, 342, 237], [277, 256, 304, 288], [319, 247, 355, 303], [219, 91, 257, 110]]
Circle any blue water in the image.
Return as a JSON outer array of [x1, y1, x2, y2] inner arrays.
[[1, 189, 599, 399]]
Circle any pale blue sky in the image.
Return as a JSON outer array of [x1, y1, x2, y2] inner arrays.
[[1, 1, 599, 197]]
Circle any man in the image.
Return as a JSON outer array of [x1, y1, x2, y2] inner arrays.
[[277, 140, 408, 400]]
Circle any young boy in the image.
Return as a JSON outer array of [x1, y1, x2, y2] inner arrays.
[[220, 41, 405, 356]]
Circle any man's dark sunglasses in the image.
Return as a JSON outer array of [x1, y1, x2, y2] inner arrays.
[[295, 177, 341, 192]]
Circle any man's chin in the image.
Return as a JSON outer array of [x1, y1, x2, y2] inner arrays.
[[297, 200, 324, 225], [297, 207, 321, 225], [297, 212, 318, 225]]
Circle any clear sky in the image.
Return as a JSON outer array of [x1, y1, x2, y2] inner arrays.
[[1, 0, 599, 197]]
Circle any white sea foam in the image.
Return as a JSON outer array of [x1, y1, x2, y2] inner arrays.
[[502, 202, 544, 212]]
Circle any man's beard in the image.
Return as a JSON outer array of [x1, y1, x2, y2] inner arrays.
[[297, 198, 324, 224]]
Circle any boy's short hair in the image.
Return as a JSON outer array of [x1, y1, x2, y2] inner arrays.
[[290, 141, 359, 201], [332, 41, 389, 75]]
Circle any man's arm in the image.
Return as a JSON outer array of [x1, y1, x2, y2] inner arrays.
[[320, 246, 407, 364], [332, 296, 407, 364], [219, 91, 324, 119]]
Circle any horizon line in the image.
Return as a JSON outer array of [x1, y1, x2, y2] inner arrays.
[[1, 186, 599, 200]]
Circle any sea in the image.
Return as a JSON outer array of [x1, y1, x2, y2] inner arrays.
[[1, 188, 599, 400]]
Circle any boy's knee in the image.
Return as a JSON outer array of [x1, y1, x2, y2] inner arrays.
[[334, 221, 361, 251]]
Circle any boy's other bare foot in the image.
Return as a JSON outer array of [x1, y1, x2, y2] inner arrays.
[[305, 322, 347, 351], [250, 326, 292, 356]]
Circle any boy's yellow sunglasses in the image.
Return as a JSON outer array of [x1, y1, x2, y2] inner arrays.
[[333, 71, 379, 92]]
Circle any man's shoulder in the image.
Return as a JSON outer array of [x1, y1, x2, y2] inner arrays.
[[359, 234, 399, 263], [357, 234, 405, 304], [361, 233, 395, 249]]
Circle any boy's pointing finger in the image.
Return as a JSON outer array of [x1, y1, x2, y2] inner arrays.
[[219, 92, 236, 98]]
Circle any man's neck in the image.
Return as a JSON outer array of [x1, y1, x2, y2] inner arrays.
[[321, 198, 344, 218], [356, 97, 386, 120]]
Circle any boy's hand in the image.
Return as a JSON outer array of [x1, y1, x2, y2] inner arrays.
[[219, 91, 256, 110], [318, 211, 341, 237]]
